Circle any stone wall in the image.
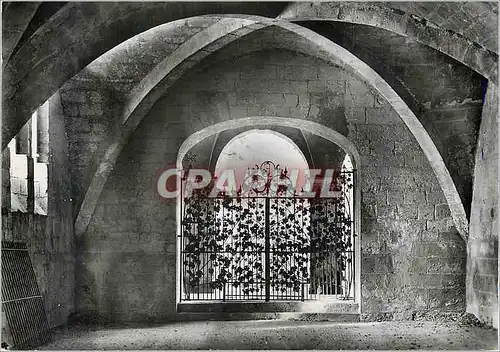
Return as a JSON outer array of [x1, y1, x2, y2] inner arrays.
[[58, 17, 222, 219], [59, 70, 125, 218], [466, 83, 498, 328], [78, 49, 466, 322], [1, 92, 75, 328], [304, 21, 484, 218], [59, 23, 483, 228]]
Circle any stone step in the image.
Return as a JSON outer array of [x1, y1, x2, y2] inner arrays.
[[175, 312, 360, 322], [178, 301, 359, 314]]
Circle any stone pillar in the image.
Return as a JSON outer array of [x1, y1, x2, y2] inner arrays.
[[466, 83, 498, 328], [37, 101, 50, 163]]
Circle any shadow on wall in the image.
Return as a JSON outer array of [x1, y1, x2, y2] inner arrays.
[[60, 67, 130, 220], [74, 237, 102, 324], [468, 240, 498, 328], [317, 106, 349, 138]]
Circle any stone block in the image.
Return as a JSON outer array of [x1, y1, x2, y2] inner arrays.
[[247, 105, 289, 117], [417, 204, 434, 220], [369, 139, 395, 160], [374, 92, 391, 106], [228, 105, 248, 118], [381, 169, 412, 191], [410, 152, 431, 169], [361, 190, 378, 206], [434, 203, 451, 219], [452, 117, 480, 136], [235, 38, 264, 53], [283, 93, 299, 107], [307, 80, 345, 93], [232, 92, 259, 106], [343, 75, 368, 93], [203, 76, 236, 92], [408, 273, 445, 288], [361, 238, 383, 255], [317, 64, 347, 80], [396, 204, 418, 220], [361, 174, 381, 193], [163, 92, 196, 106], [288, 105, 310, 118], [440, 274, 465, 288], [267, 93, 286, 105], [224, 92, 238, 106], [419, 273, 458, 289], [405, 287, 429, 309], [204, 64, 241, 81], [387, 125, 416, 143], [279, 65, 318, 80], [234, 78, 268, 92], [428, 288, 465, 309], [412, 241, 454, 258], [473, 258, 498, 277], [62, 104, 80, 117], [463, 43, 498, 81], [78, 104, 104, 116], [60, 89, 88, 103], [404, 190, 426, 205], [386, 189, 405, 205], [309, 92, 344, 108], [355, 125, 392, 149], [362, 255, 392, 274], [426, 190, 446, 205], [426, 218, 454, 232], [472, 274, 498, 292], [365, 106, 402, 125], [408, 257, 429, 274], [427, 256, 465, 275], [469, 239, 498, 258], [240, 64, 277, 80], [267, 80, 308, 94], [361, 203, 377, 220], [345, 107, 366, 124], [360, 274, 385, 295], [476, 290, 498, 308]]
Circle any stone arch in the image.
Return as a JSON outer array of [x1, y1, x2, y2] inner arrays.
[[2, 2, 41, 68], [174, 116, 363, 306], [74, 18, 267, 237], [277, 2, 498, 84], [75, 16, 468, 242], [4, 2, 496, 148]]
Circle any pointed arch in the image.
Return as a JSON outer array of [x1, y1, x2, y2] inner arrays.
[[75, 16, 468, 242]]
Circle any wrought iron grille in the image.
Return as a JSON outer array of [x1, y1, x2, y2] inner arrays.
[[1, 241, 52, 349], [180, 162, 355, 302]]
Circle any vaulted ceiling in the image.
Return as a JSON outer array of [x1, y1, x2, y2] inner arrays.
[[1, 2, 497, 237], [388, 1, 498, 52], [3, 2, 498, 64], [2, 2, 497, 148]]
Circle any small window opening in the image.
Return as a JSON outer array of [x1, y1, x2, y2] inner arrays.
[[7, 101, 49, 215]]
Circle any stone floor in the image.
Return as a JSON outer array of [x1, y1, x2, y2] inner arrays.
[[41, 320, 498, 350]]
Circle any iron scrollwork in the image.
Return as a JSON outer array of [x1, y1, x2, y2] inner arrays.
[[181, 161, 354, 301]]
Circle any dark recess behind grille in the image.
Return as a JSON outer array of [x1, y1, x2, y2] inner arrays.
[[1, 241, 52, 349]]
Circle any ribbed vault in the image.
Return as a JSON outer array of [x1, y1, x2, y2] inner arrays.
[[2, 2, 497, 148], [73, 16, 469, 242]]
